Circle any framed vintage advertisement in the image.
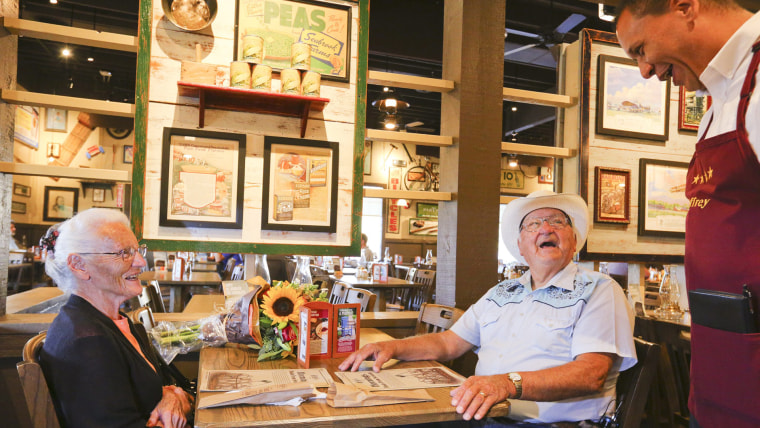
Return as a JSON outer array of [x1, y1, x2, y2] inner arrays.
[[594, 167, 630, 224], [416, 202, 438, 219], [261, 136, 339, 233], [11, 201, 26, 214], [638, 158, 689, 238], [13, 183, 31, 197], [678, 86, 712, 131], [43, 186, 79, 222], [45, 108, 68, 132], [92, 188, 106, 203], [234, 0, 351, 82], [159, 128, 246, 229], [409, 218, 438, 236], [596, 55, 670, 141], [14, 105, 40, 149], [123, 145, 134, 164]]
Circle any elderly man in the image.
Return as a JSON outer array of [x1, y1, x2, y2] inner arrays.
[[340, 190, 636, 426], [616, 2, 760, 427]]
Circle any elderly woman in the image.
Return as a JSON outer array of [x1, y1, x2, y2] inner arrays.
[[39, 208, 193, 428]]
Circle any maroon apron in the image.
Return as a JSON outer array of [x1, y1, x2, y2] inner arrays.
[[685, 42, 760, 427]]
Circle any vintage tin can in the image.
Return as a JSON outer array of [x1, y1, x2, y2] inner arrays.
[[280, 68, 301, 95], [229, 61, 251, 88], [242, 34, 264, 63], [291, 42, 311, 70], [301, 70, 321, 97], [251, 64, 272, 91]]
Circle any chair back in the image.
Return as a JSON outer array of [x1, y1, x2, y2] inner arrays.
[[17, 331, 61, 428], [408, 269, 436, 310], [128, 306, 156, 330], [138, 280, 166, 313], [615, 337, 661, 428], [345, 287, 377, 312], [416, 303, 465, 335], [405, 267, 417, 282], [222, 258, 238, 281], [329, 281, 350, 304], [230, 264, 245, 280]]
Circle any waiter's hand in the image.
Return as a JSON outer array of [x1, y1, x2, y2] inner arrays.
[[338, 341, 395, 372], [450, 374, 511, 421]]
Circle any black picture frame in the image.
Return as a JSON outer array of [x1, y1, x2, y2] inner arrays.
[[262, 136, 339, 233], [596, 55, 670, 141], [123, 145, 134, 164], [43, 186, 79, 222], [159, 127, 246, 229], [637, 158, 689, 238], [233, 0, 352, 83]]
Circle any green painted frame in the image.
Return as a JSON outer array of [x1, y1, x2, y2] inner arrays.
[[132, 0, 368, 256]]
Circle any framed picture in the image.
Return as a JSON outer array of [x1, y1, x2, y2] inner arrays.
[[92, 188, 106, 203], [594, 167, 631, 224], [234, 0, 352, 82], [596, 55, 670, 141], [638, 158, 690, 238], [45, 108, 68, 132], [14, 105, 40, 149], [11, 201, 26, 214], [43, 186, 79, 222], [416, 202, 438, 219], [262, 136, 339, 233], [678, 86, 712, 131], [159, 128, 246, 229], [363, 141, 372, 175], [123, 145, 134, 164], [13, 183, 31, 197], [409, 218, 438, 236]]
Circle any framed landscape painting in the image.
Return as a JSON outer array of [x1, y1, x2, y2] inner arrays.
[[638, 159, 689, 238]]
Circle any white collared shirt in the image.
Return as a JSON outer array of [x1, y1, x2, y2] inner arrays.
[[700, 11, 760, 161], [450, 263, 636, 424]]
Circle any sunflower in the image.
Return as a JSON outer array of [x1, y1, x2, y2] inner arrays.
[[261, 285, 306, 324]]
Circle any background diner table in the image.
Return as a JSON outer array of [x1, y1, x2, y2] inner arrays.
[[329, 274, 423, 311], [195, 327, 510, 427], [138, 270, 222, 312]]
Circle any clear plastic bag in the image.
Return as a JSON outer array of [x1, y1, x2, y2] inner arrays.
[[149, 314, 227, 364]]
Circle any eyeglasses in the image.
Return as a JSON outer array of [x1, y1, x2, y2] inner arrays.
[[79, 244, 147, 261], [520, 215, 571, 232]]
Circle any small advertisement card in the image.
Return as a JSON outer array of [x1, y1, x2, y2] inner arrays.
[[332, 303, 361, 358], [298, 301, 335, 368], [371, 263, 389, 282]]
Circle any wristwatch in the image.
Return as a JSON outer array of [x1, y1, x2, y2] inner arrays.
[[507, 372, 523, 399]]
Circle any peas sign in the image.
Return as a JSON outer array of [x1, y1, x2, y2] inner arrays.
[[235, 0, 352, 82]]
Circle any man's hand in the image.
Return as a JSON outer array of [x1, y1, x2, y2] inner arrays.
[[146, 386, 193, 428], [450, 374, 511, 421], [338, 341, 395, 372]]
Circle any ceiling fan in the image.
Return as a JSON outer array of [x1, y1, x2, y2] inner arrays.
[[504, 12, 586, 57]]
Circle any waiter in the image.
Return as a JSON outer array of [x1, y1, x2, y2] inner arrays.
[[616, 1, 760, 426]]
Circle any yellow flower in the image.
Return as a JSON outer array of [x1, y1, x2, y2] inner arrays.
[[261, 285, 306, 324]]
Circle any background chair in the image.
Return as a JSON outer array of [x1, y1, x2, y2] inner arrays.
[[344, 287, 377, 312], [137, 280, 166, 313], [613, 337, 661, 428], [128, 306, 155, 330], [230, 264, 245, 280], [221, 258, 238, 281], [329, 281, 350, 304], [415, 303, 464, 335], [17, 331, 61, 428], [407, 269, 436, 311]]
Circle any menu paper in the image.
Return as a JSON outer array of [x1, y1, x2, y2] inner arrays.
[[201, 368, 333, 391], [335, 367, 466, 391], [198, 382, 318, 409]]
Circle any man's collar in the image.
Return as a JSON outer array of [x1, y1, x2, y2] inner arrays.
[[701, 11, 760, 93], [524, 263, 577, 291]]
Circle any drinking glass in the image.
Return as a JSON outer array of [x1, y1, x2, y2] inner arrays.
[[252, 254, 271, 285], [655, 264, 684, 320], [291, 256, 313, 285]]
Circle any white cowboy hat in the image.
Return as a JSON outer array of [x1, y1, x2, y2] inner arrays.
[[501, 190, 589, 264]]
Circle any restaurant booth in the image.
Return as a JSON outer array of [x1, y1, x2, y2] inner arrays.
[[0, 0, 707, 427]]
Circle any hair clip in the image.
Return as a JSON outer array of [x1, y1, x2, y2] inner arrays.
[[39, 224, 61, 254]]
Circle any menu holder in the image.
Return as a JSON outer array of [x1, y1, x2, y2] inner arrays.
[[371, 263, 389, 282], [333, 303, 361, 358], [298, 301, 335, 368]]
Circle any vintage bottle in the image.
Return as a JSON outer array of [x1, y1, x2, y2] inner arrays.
[[291, 255, 313, 285]]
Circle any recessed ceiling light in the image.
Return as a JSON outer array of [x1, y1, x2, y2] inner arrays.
[[50, 0, 58, 4], [511, 106, 518, 112], [62, 48, 71, 57], [87, 57, 94, 62]]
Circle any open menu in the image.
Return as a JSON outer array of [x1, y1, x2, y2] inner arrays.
[[197, 382, 319, 409], [200, 368, 333, 391], [334, 367, 466, 391]]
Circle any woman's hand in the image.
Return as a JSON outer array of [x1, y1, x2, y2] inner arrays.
[[146, 386, 194, 428], [450, 374, 511, 421]]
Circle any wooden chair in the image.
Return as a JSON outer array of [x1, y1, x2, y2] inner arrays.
[[138, 280, 166, 313], [329, 281, 350, 304], [17, 331, 61, 428], [345, 287, 377, 312], [128, 306, 156, 330], [613, 337, 661, 428], [407, 269, 436, 311], [221, 258, 238, 281], [415, 303, 465, 335], [230, 264, 245, 280]]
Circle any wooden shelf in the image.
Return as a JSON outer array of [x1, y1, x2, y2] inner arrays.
[[1, 17, 137, 52], [365, 129, 454, 147], [363, 188, 452, 201], [502, 87, 577, 108], [177, 82, 330, 137], [368, 71, 455, 93], [501, 142, 576, 159], [0, 162, 131, 182], [1, 89, 134, 117]]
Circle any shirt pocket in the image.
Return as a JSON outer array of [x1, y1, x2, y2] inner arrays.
[[531, 315, 575, 355]]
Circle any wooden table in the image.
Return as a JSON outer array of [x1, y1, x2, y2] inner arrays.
[[6, 287, 64, 314], [195, 328, 509, 427], [139, 271, 222, 312], [330, 275, 423, 311]]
